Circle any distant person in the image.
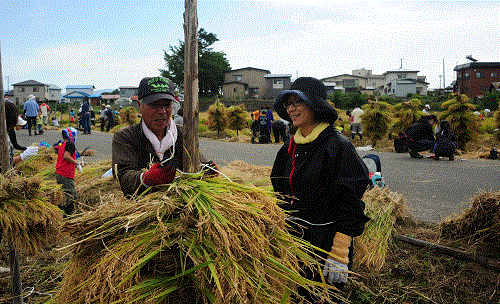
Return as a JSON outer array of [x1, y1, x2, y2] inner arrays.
[[4, 101, 38, 167], [52, 117, 60, 127], [81, 97, 91, 134], [36, 110, 44, 135], [173, 108, 184, 127], [38, 102, 51, 125], [90, 106, 96, 126], [105, 105, 115, 132], [99, 104, 107, 131], [272, 118, 289, 144], [70, 109, 75, 123], [3, 94, 13, 103], [350, 106, 364, 140], [266, 105, 274, 134], [422, 104, 431, 114], [484, 108, 492, 117], [252, 109, 260, 121], [23, 94, 39, 136], [55, 127, 83, 215], [433, 120, 457, 161], [406, 115, 438, 158], [258, 109, 270, 143], [5, 102, 27, 151]]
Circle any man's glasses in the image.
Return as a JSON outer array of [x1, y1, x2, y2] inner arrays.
[[148, 101, 172, 109]]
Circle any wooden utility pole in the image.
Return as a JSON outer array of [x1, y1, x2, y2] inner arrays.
[[0, 45, 23, 304], [183, 0, 200, 172]]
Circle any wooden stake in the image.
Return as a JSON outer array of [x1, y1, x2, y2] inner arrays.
[[0, 44, 23, 304], [182, 0, 200, 172]]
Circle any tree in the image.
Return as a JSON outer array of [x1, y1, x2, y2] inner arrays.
[[439, 93, 480, 150], [161, 28, 231, 98], [480, 90, 499, 111], [226, 104, 247, 137]]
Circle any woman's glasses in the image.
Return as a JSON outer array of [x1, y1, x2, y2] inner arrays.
[[284, 99, 303, 109]]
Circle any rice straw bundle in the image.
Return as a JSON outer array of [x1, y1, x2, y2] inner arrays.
[[14, 146, 57, 177], [355, 187, 408, 270], [0, 172, 63, 255], [440, 190, 500, 242], [53, 177, 335, 304]]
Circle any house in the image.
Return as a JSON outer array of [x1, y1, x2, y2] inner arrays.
[[46, 84, 62, 103], [263, 74, 292, 100], [88, 93, 102, 106], [453, 62, 500, 97], [119, 86, 138, 99], [321, 74, 368, 92], [64, 85, 95, 104], [222, 67, 271, 99], [101, 94, 120, 104], [12, 79, 49, 104], [381, 68, 428, 97]]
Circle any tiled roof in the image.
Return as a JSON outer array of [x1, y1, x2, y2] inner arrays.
[[12, 79, 47, 86]]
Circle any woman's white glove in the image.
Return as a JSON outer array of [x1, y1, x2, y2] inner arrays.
[[20, 146, 38, 160], [76, 163, 83, 173], [322, 258, 348, 284]]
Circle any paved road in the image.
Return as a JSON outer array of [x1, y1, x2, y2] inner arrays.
[[15, 129, 500, 224]]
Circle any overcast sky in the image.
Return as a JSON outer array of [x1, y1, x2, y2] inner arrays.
[[1, 0, 498, 93]]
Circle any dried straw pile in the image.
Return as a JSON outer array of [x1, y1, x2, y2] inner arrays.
[[0, 172, 63, 255], [220, 160, 272, 188], [355, 187, 409, 270], [440, 190, 500, 242], [53, 177, 333, 304]]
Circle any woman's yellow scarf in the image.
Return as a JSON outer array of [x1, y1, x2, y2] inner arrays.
[[294, 123, 330, 144]]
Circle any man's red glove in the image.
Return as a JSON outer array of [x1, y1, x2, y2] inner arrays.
[[141, 163, 176, 187]]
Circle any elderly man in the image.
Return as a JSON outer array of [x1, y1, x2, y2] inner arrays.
[[112, 77, 183, 196]]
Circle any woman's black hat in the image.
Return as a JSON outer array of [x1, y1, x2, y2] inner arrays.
[[273, 77, 337, 124]]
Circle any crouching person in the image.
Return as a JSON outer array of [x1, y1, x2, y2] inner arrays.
[[433, 120, 457, 161]]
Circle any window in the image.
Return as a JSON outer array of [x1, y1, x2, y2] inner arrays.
[[476, 72, 484, 78], [398, 73, 407, 79], [465, 72, 469, 79], [233, 88, 237, 93], [457, 73, 461, 78], [273, 79, 283, 89], [233, 75, 242, 82], [20, 87, 25, 92], [492, 72, 498, 77], [33, 87, 39, 92]]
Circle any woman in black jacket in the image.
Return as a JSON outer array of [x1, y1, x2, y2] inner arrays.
[[271, 77, 370, 303]]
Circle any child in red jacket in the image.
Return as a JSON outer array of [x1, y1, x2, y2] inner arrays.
[[55, 127, 82, 215]]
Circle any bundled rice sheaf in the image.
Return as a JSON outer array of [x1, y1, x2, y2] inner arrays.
[[14, 146, 57, 177], [53, 177, 335, 304], [220, 160, 272, 188], [440, 190, 500, 242], [75, 160, 122, 209], [355, 187, 409, 270], [0, 172, 64, 255]]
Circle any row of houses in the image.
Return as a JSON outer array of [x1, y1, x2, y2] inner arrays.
[[221, 67, 430, 100], [4, 80, 139, 107], [222, 62, 500, 101], [5, 61, 500, 106]]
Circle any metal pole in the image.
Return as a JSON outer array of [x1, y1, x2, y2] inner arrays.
[[0, 43, 23, 304]]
